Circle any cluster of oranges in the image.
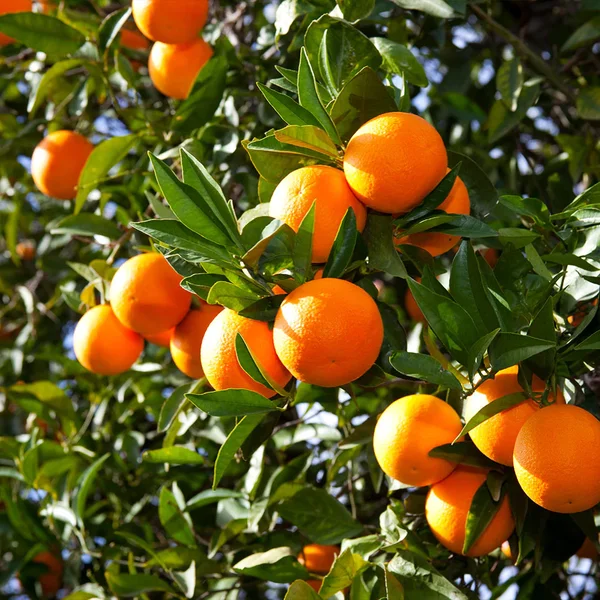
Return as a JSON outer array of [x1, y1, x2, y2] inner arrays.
[[373, 367, 600, 558], [72, 252, 385, 393], [132, 0, 213, 100]]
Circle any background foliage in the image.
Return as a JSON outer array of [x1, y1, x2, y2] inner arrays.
[[1, 0, 600, 598]]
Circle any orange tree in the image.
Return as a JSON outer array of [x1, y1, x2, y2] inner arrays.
[[1, 0, 600, 598]]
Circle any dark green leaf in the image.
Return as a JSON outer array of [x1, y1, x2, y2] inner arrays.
[[187, 389, 276, 417], [159, 485, 195, 546], [364, 214, 407, 278], [463, 480, 505, 554], [239, 294, 286, 322], [51, 214, 121, 239], [105, 573, 176, 597], [489, 333, 556, 371], [577, 86, 600, 121], [233, 547, 310, 584], [180, 274, 228, 300], [257, 83, 321, 127], [429, 441, 497, 469], [74, 453, 110, 528], [336, 0, 375, 21], [293, 201, 316, 283], [98, 7, 131, 55], [390, 352, 462, 390], [562, 16, 600, 52], [496, 58, 523, 111], [322, 209, 358, 278], [372, 37, 428, 87], [466, 329, 501, 381], [206, 281, 262, 312]]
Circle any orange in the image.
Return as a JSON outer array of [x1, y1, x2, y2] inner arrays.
[[343, 112, 447, 214], [0, 0, 32, 46], [425, 467, 515, 557], [73, 305, 144, 376], [514, 404, 600, 513], [16, 240, 36, 261], [32, 551, 63, 597], [306, 580, 321, 591], [143, 328, 174, 348], [132, 0, 209, 44], [110, 253, 191, 335], [273, 278, 383, 387], [170, 304, 223, 378], [464, 366, 564, 466], [149, 38, 213, 100], [481, 248, 498, 268], [298, 544, 339, 573], [568, 298, 598, 327], [405, 288, 424, 322], [577, 537, 598, 559], [120, 28, 150, 51], [31, 131, 93, 200], [269, 166, 367, 263], [395, 171, 470, 257], [373, 394, 463, 486], [200, 308, 291, 398]]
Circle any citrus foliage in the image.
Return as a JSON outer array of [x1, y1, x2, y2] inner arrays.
[[1, 1, 600, 599]]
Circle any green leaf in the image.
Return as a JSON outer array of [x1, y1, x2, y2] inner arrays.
[[450, 242, 501, 337], [188, 389, 277, 417], [372, 38, 428, 87], [274, 125, 338, 157], [206, 281, 262, 312], [429, 441, 497, 469], [213, 414, 265, 488], [75, 134, 137, 214], [390, 352, 462, 390], [463, 479, 506, 554], [187, 489, 244, 511], [180, 273, 228, 300], [149, 154, 232, 247], [526, 297, 556, 378], [448, 151, 498, 219], [487, 79, 541, 143], [399, 214, 498, 239], [496, 58, 523, 112], [143, 447, 204, 465], [336, 0, 375, 21], [499, 195, 551, 227], [284, 581, 321, 600], [457, 391, 528, 441], [28, 58, 87, 115], [173, 56, 228, 134], [131, 220, 235, 265], [498, 227, 540, 249], [158, 383, 193, 433], [51, 214, 121, 239], [159, 485, 196, 547], [180, 149, 241, 246], [577, 87, 600, 120], [98, 7, 131, 55], [233, 547, 310, 584], [277, 487, 363, 544], [235, 334, 288, 396], [105, 573, 176, 597], [0, 13, 86, 54], [318, 21, 381, 94], [257, 83, 322, 127], [561, 16, 600, 52], [320, 550, 370, 597], [298, 48, 341, 144], [571, 330, 600, 352], [73, 453, 110, 529], [385, 568, 405, 600], [388, 551, 468, 599], [322, 208, 358, 278], [364, 214, 407, 278], [407, 278, 480, 365], [239, 294, 287, 322], [466, 329, 501, 381], [489, 333, 556, 371], [330, 66, 398, 142], [293, 201, 316, 283], [388, 0, 456, 17]]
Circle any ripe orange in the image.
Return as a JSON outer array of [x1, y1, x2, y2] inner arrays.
[[373, 394, 462, 486], [73, 305, 144, 376], [200, 308, 291, 398], [405, 288, 424, 322], [149, 38, 213, 100], [143, 328, 173, 348], [269, 166, 367, 263], [31, 131, 93, 200], [16, 240, 36, 261], [425, 467, 515, 557], [464, 366, 564, 466], [481, 248, 498, 268], [170, 304, 223, 378], [298, 544, 339, 573], [132, 0, 209, 44], [395, 171, 470, 257], [343, 112, 447, 214], [306, 580, 321, 591], [514, 404, 600, 513], [120, 28, 150, 51], [31, 551, 63, 597], [577, 537, 598, 559], [0, 0, 32, 46], [110, 253, 191, 335], [273, 278, 383, 387]]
